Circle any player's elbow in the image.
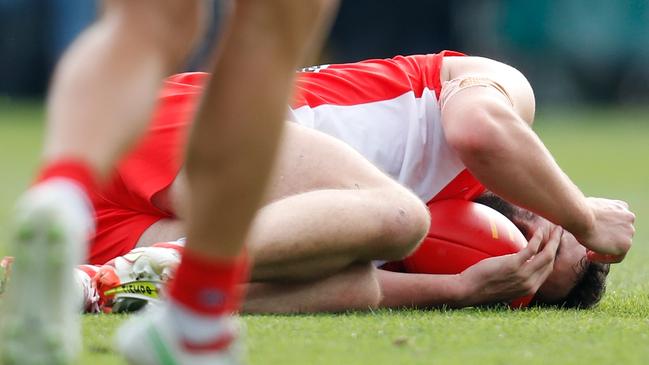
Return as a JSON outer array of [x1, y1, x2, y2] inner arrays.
[[506, 66, 536, 126]]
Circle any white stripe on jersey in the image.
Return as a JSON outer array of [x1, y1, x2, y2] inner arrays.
[[290, 87, 465, 203]]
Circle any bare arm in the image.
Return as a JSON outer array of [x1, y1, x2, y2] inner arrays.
[[441, 57, 634, 258], [442, 86, 592, 241], [377, 271, 465, 308]]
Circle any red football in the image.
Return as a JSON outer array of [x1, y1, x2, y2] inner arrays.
[[401, 199, 533, 308]]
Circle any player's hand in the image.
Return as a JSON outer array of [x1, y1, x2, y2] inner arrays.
[[456, 225, 562, 306], [574, 197, 635, 263]]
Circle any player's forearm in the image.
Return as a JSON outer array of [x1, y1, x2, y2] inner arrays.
[[376, 270, 470, 309], [464, 120, 593, 235], [443, 92, 594, 238]]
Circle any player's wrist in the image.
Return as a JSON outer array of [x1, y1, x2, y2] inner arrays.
[[452, 273, 477, 308], [564, 198, 596, 243]]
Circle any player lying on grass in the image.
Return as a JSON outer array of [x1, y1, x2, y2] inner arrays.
[[4, 51, 633, 313], [102, 51, 634, 267], [70, 191, 608, 313]]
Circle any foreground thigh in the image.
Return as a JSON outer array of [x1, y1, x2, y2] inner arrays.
[[166, 123, 405, 218], [265, 123, 400, 202]]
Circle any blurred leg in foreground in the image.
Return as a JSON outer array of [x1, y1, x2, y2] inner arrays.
[[116, 1, 340, 365], [1, 1, 206, 364]]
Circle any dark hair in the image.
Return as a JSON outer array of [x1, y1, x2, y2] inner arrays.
[[557, 258, 610, 309], [473, 192, 534, 238], [473, 192, 610, 309]]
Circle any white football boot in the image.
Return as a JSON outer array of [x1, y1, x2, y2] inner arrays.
[[1, 179, 93, 365], [117, 306, 243, 365], [93, 240, 184, 312]]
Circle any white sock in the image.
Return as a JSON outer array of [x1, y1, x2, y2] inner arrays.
[[168, 300, 235, 346]]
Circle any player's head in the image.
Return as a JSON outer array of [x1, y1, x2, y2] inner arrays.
[[474, 193, 611, 308], [532, 229, 610, 308]]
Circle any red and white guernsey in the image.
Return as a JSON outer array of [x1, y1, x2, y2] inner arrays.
[[290, 51, 484, 203], [89, 51, 484, 264]]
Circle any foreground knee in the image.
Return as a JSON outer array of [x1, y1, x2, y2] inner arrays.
[[374, 188, 430, 261], [104, 0, 206, 67]]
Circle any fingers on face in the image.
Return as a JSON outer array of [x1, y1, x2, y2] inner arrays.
[[525, 226, 561, 273], [548, 226, 562, 251], [518, 229, 543, 262]]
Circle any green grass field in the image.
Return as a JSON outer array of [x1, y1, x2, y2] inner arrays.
[[1, 102, 648, 365]]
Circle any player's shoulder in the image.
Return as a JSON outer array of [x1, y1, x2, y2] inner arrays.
[[298, 51, 457, 78], [293, 51, 465, 107]]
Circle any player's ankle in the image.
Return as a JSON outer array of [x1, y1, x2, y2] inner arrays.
[[165, 249, 247, 348], [36, 158, 100, 198], [169, 249, 248, 316], [167, 300, 239, 351]]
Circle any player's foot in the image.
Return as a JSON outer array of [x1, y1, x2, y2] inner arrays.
[[94, 240, 184, 313], [117, 306, 243, 365], [77, 265, 102, 313], [1, 179, 93, 365]]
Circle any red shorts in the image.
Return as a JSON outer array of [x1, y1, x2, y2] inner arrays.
[[88, 73, 209, 264]]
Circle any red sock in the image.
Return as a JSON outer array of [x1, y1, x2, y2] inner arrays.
[[169, 249, 249, 316], [35, 159, 99, 197]]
